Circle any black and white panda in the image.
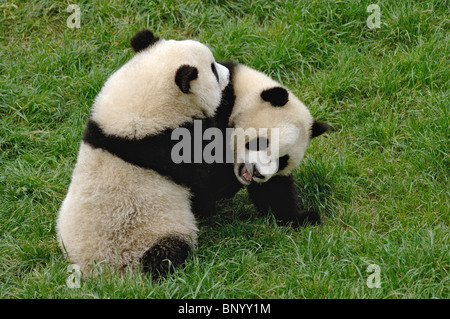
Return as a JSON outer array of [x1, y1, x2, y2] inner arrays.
[[196, 61, 330, 227], [56, 30, 230, 278]]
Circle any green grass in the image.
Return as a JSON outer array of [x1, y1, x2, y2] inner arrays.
[[0, 0, 448, 299]]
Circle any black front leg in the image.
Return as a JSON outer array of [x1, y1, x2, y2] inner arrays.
[[191, 191, 216, 217], [247, 174, 321, 228]]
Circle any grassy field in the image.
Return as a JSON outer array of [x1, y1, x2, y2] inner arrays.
[[0, 0, 448, 299]]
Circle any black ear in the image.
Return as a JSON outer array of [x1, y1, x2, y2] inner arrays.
[[130, 29, 160, 52], [311, 121, 331, 138], [175, 65, 199, 94], [261, 86, 289, 107]]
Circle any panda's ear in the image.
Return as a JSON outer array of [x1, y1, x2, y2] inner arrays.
[[261, 86, 289, 107], [130, 29, 160, 52], [311, 120, 331, 138], [175, 65, 198, 94]]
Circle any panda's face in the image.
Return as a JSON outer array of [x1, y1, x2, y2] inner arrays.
[[228, 64, 330, 185], [231, 105, 329, 185], [232, 119, 309, 186]]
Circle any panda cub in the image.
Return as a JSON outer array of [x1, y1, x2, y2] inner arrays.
[[56, 30, 229, 278], [197, 62, 330, 228]]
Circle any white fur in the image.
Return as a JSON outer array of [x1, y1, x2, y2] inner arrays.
[[214, 62, 230, 91], [57, 144, 198, 273], [229, 64, 314, 185], [56, 36, 227, 275], [91, 39, 229, 139]]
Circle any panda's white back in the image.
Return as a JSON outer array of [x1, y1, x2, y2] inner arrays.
[[56, 143, 197, 273]]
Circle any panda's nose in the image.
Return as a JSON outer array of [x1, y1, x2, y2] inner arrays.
[[252, 167, 264, 179]]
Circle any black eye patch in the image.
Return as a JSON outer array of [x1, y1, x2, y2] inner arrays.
[[277, 155, 290, 172], [245, 137, 269, 151], [211, 63, 219, 83]]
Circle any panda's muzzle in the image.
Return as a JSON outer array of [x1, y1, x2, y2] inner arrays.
[[238, 163, 265, 185], [252, 166, 265, 179], [239, 163, 252, 183]]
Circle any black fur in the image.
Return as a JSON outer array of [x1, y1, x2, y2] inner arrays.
[[247, 175, 321, 228], [215, 61, 237, 129], [175, 65, 199, 94], [140, 235, 192, 280], [246, 137, 269, 151], [311, 121, 331, 138], [261, 86, 289, 107], [130, 29, 160, 53], [277, 155, 290, 172], [194, 62, 243, 213], [201, 61, 243, 203], [211, 63, 219, 83], [82, 118, 217, 214]]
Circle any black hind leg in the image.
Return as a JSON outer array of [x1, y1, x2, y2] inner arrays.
[[140, 235, 192, 280]]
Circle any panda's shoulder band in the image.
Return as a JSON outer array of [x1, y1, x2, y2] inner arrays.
[[82, 118, 214, 191]]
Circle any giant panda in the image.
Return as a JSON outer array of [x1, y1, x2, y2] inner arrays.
[[56, 30, 230, 279], [194, 61, 330, 228]]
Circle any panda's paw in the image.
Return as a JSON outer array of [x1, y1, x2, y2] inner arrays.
[[140, 235, 192, 280], [278, 210, 321, 228], [295, 210, 321, 228]]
